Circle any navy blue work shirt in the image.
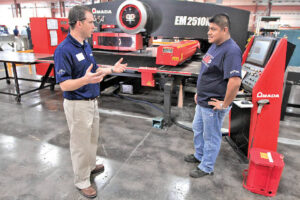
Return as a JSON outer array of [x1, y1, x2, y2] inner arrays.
[[197, 38, 242, 108], [13, 29, 19, 36], [26, 27, 31, 40], [54, 34, 100, 100]]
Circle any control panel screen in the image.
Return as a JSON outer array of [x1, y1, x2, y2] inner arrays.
[[246, 38, 275, 67]]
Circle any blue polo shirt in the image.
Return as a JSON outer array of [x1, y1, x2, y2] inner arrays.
[[13, 29, 19, 36], [197, 38, 242, 108], [54, 34, 100, 100]]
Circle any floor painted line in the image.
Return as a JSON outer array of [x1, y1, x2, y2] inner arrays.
[[278, 137, 300, 146], [102, 128, 152, 189], [99, 108, 153, 121], [177, 121, 192, 127], [174, 121, 229, 133], [280, 120, 300, 128], [98, 111, 230, 133]]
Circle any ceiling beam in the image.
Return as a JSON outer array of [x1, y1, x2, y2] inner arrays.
[[0, 0, 82, 5], [231, 5, 300, 12]]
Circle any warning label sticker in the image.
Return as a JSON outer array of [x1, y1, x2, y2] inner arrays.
[[260, 152, 269, 159], [260, 152, 274, 163]]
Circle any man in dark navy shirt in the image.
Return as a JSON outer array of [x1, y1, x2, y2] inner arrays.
[[13, 26, 19, 36], [54, 5, 127, 199], [184, 13, 242, 178], [26, 23, 32, 49]]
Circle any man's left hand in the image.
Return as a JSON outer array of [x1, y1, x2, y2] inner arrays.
[[113, 58, 127, 73], [208, 98, 223, 110]]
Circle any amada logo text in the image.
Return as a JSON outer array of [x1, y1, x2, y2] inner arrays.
[[92, 8, 112, 14], [256, 92, 280, 98]]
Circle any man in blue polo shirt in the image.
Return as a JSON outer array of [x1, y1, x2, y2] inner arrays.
[[184, 13, 242, 178], [13, 26, 19, 36], [54, 6, 127, 198]]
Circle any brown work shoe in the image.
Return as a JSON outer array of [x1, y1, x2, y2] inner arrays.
[[91, 164, 105, 175], [77, 186, 97, 199]]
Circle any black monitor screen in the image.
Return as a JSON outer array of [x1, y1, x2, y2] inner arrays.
[[246, 37, 276, 67]]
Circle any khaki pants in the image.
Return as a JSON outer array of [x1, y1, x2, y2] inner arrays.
[[63, 99, 100, 189]]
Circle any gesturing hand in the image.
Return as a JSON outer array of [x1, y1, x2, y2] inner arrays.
[[113, 58, 127, 73], [84, 64, 105, 84]]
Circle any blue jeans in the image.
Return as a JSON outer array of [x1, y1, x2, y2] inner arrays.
[[192, 105, 231, 173]]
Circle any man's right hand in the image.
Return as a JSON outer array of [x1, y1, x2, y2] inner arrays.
[[59, 64, 105, 91], [194, 93, 198, 104], [84, 64, 105, 84]]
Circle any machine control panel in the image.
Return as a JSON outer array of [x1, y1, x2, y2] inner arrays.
[[242, 63, 264, 92]]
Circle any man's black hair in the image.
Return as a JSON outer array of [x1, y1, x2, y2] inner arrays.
[[68, 6, 91, 29], [209, 13, 231, 31]]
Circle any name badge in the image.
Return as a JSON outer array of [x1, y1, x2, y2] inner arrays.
[[76, 53, 85, 62]]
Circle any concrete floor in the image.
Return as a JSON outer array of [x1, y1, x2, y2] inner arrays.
[[0, 66, 300, 200]]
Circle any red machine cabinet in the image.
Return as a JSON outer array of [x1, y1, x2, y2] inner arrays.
[[248, 38, 287, 155], [243, 148, 284, 197], [30, 17, 69, 76], [228, 37, 288, 159]]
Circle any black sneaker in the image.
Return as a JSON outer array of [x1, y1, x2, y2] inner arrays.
[[189, 167, 214, 178], [184, 154, 200, 163]]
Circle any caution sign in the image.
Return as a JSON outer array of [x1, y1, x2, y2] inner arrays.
[[260, 152, 269, 159], [260, 152, 274, 163]]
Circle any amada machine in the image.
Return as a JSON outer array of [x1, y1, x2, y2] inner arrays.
[[227, 36, 295, 161], [26, 0, 251, 127], [88, 0, 250, 125]]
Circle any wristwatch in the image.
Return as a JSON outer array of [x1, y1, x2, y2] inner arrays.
[[220, 103, 227, 109], [111, 67, 114, 73], [220, 103, 223, 109]]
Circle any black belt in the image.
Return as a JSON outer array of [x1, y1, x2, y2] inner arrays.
[[82, 97, 98, 101], [66, 97, 98, 101]]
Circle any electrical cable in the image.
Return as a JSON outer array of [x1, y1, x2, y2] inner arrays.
[[112, 91, 232, 136], [112, 92, 193, 132], [112, 93, 164, 113], [172, 119, 193, 132]]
